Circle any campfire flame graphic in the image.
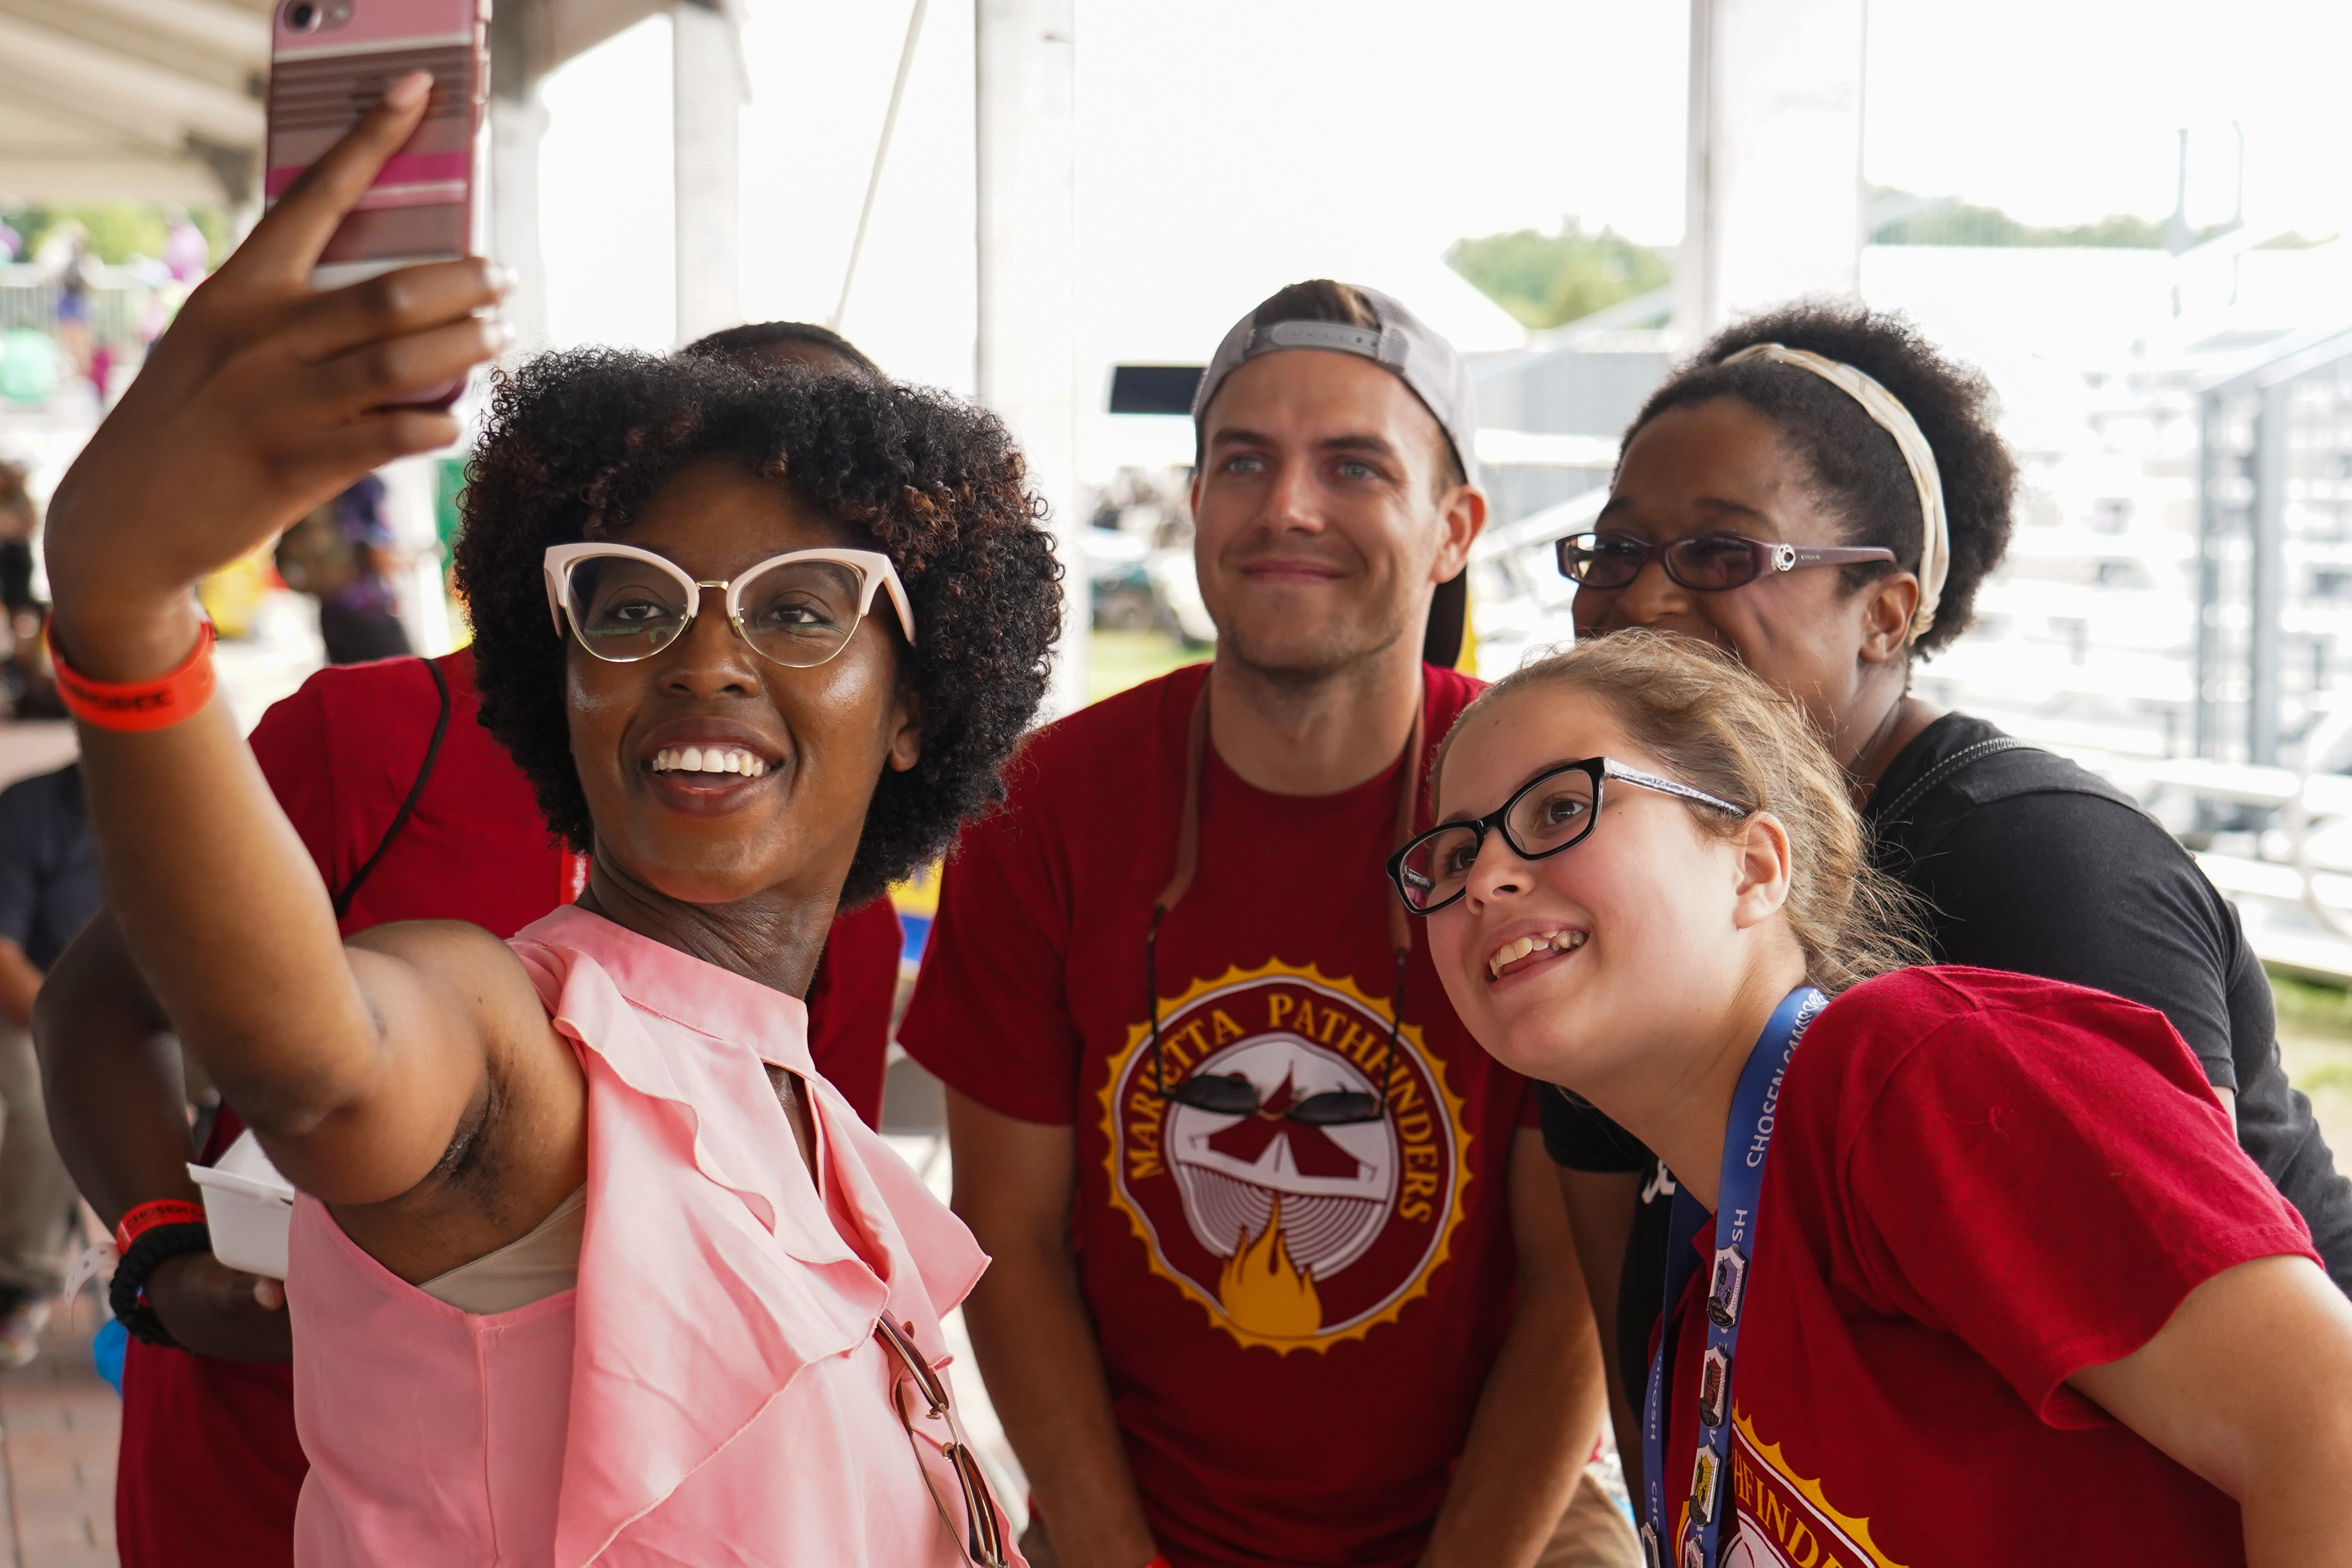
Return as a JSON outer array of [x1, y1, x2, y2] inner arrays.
[[1216, 1195, 1321, 1338]]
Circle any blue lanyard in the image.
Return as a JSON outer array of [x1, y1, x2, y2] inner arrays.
[[1639, 986, 1826, 1568]]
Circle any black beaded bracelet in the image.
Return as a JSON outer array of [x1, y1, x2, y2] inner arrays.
[[109, 1221, 212, 1349]]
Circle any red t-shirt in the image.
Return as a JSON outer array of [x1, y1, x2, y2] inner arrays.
[[116, 649, 902, 1568], [1657, 967, 2319, 1568], [898, 662, 1536, 1568]]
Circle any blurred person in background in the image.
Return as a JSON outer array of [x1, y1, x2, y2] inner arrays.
[[38, 318, 903, 1568], [274, 476, 411, 665], [903, 280, 1635, 1568], [161, 209, 209, 286], [0, 761, 99, 1366], [40, 226, 95, 391], [2, 607, 66, 721], [0, 460, 37, 613], [1546, 301, 2352, 1497], [682, 318, 881, 379]]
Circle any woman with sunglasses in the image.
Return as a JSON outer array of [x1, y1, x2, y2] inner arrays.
[[32, 88, 1054, 1565], [1397, 630, 2352, 1566], [1542, 302, 2352, 1498]]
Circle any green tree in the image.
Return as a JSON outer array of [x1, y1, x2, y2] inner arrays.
[[1446, 219, 1671, 330], [6, 203, 231, 267], [1870, 188, 2237, 250]]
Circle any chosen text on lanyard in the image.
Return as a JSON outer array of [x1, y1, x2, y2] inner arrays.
[[1639, 985, 1827, 1568]]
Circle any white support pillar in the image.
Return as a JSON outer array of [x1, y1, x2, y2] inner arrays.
[[1677, 0, 1868, 337], [380, 454, 457, 656], [975, 0, 1084, 713], [487, 0, 550, 356], [488, 90, 550, 355], [673, 0, 743, 346]]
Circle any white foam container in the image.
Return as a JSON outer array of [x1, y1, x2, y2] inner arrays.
[[189, 1130, 296, 1281]]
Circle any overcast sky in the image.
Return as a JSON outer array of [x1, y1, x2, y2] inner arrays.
[[533, 0, 2352, 468]]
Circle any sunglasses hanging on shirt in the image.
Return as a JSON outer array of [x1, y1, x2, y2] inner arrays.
[[1145, 682, 1422, 1129]]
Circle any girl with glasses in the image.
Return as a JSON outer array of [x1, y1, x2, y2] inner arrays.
[[1409, 630, 2352, 1568], [1545, 302, 2352, 1504], [33, 90, 1047, 1565]]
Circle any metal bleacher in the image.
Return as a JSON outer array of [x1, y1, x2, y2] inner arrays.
[[1457, 293, 2352, 985], [2154, 330, 2352, 981]]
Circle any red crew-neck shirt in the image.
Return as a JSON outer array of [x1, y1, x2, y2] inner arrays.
[[115, 649, 902, 1568], [1656, 967, 2317, 1568], [898, 661, 1538, 1568]]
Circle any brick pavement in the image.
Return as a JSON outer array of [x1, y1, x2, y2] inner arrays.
[[0, 1297, 117, 1568]]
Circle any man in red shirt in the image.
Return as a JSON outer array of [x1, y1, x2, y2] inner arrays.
[[898, 281, 1632, 1568], [37, 322, 904, 1568]]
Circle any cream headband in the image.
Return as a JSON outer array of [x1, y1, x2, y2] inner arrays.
[[1721, 343, 1949, 643]]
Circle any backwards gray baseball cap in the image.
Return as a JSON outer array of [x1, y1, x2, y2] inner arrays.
[[1190, 284, 1480, 486]]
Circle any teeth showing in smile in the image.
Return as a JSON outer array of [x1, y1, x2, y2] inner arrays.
[[651, 746, 768, 778], [1488, 929, 1587, 979]]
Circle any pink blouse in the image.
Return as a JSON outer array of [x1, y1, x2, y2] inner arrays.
[[284, 906, 1017, 1567]]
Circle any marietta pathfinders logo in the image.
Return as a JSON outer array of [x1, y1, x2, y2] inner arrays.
[[1722, 1417, 1909, 1568], [1101, 963, 1473, 1353]]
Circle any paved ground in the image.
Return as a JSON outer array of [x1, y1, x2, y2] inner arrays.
[[0, 1298, 117, 1568], [0, 732, 114, 1566]]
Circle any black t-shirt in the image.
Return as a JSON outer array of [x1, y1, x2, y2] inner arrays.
[[1543, 712, 2352, 1402], [0, 763, 99, 970]]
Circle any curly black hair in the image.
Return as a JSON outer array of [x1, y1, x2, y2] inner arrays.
[[1622, 300, 2018, 657], [452, 349, 1063, 907]]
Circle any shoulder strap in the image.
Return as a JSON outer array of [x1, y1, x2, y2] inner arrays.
[[332, 656, 453, 922], [1870, 736, 2038, 829]]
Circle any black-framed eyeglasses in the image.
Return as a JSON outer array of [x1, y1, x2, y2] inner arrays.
[[1386, 757, 1746, 916], [1555, 531, 1895, 592]]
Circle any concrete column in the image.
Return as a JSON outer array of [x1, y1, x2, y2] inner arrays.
[[487, 0, 550, 355], [975, 0, 1084, 712], [673, 0, 743, 346], [2250, 380, 2290, 765], [1677, 0, 1868, 337], [2193, 390, 2224, 761], [487, 90, 550, 356]]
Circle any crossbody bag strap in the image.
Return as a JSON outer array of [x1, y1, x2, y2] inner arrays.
[[332, 656, 452, 921], [1869, 736, 2037, 830]]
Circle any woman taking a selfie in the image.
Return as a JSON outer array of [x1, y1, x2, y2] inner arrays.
[[1397, 631, 2352, 1566], [35, 82, 1053, 1565], [1543, 303, 2352, 1478]]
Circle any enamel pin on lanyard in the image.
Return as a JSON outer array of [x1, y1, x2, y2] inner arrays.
[[1640, 985, 1827, 1568]]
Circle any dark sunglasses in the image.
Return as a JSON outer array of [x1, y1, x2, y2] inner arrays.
[[1555, 531, 1894, 592], [1143, 682, 1414, 1129], [1147, 917, 1397, 1125], [875, 1315, 1010, 1566]]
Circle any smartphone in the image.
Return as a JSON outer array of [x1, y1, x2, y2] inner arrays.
[[266, 0, 491, 291]]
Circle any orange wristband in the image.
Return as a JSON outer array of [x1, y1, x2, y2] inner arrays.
[[49, 621, 217, 732]]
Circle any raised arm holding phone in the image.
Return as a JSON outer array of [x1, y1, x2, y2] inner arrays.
[[36, 79, 1058, 1565]]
